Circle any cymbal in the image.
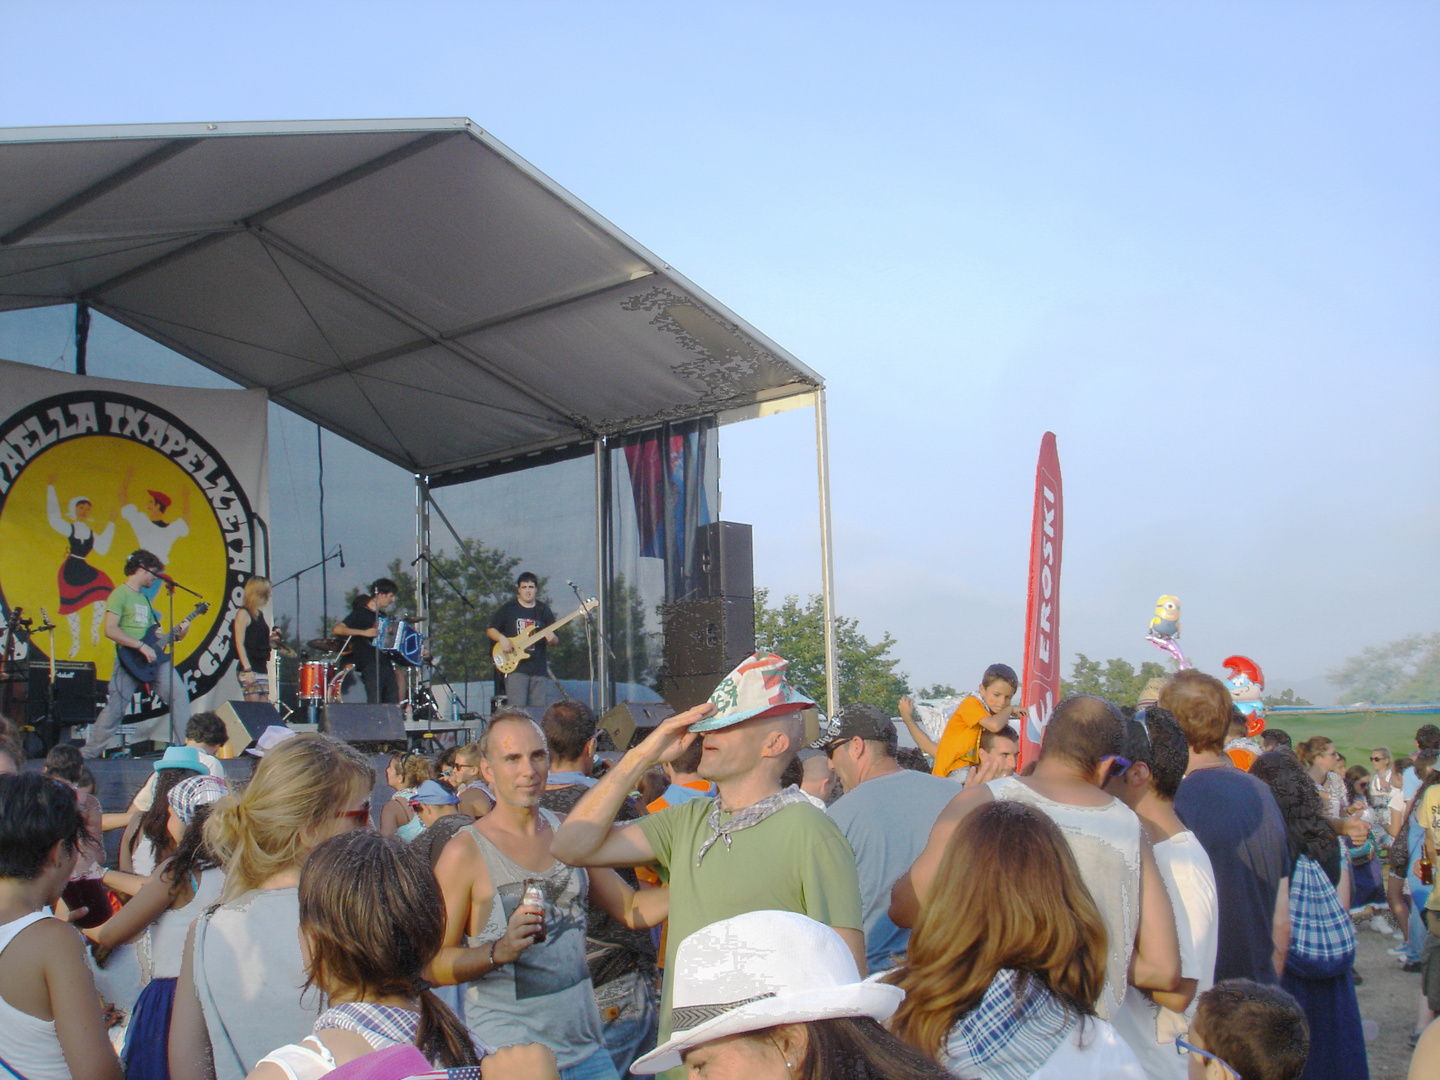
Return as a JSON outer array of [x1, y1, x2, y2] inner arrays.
[[395, 614, 425, 622], [307, 637, 341, 652]]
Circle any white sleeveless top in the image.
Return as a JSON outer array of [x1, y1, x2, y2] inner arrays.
[[987, 777, 1142, 1020], [0, 911, 74, 1080], [140, 867, 225, 981]]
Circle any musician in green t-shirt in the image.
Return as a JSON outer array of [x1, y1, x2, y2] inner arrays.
[[82, 550, 194, 759]]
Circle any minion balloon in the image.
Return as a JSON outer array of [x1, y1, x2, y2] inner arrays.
[[1150, 596, 1181, 639], [1145, 594, 1190, 669]]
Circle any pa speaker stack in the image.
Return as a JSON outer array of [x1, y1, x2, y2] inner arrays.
[[659, 521, 755, 711]]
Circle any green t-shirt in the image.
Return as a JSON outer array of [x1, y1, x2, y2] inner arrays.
[[106, 584, 155, 644], [636, 795, 863, 1038]]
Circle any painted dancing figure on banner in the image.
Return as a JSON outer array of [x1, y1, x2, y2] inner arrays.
[[45, 480, 115, 658], [118, 468, 190, 568]]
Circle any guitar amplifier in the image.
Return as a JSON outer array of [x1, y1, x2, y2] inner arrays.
[[27, 661, 97, 725]]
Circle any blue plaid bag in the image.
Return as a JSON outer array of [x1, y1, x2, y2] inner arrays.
[[1286, 853, 1355, 979]]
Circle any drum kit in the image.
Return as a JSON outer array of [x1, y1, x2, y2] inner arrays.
[[299, 614, 439, 718]]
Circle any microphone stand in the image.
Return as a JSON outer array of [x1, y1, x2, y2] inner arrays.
[[272, 547, 344, 655], [569, 581, 615, 714], [412, 552, 479, 719]]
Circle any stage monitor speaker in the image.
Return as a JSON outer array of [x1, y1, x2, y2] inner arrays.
[[695, 521, 754, 600], [216, 700, 283, 755], [661, 597, 755, 677], [600, 701, 675, 753], [321, 703, 406, 744], [26, 661, 97, 726]]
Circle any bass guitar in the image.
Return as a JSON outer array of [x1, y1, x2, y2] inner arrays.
[[491, 598, 598, 675], [117, 601, 209, 685]]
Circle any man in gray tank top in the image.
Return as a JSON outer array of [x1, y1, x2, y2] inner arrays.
[[891, 695, 1185, 1026], [426, 708, 666, 1080]]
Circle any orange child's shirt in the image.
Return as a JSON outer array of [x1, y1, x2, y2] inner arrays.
[[932, 694, 989, 777]]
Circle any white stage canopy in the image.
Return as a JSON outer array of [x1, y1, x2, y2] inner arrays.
[[0, 118, 823, 486]]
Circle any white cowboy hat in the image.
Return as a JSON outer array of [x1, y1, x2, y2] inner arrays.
[[630, 910, 903, 1075]]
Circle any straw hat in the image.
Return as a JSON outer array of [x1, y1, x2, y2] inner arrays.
[[630, 910, 903, 1074]]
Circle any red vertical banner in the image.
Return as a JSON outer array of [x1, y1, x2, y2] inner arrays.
[[1019, 432, 1063, 764]]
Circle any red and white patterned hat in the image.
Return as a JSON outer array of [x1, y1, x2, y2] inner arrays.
[[688, 652, 815, 733]]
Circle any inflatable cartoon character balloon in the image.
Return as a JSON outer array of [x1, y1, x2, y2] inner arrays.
[[1222, 655, 1266, 737], [1145, 594, 1190, 668]]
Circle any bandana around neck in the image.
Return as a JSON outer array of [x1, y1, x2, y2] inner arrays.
[[943, 969, 1077, 1080], [695, 786, 810, 867]]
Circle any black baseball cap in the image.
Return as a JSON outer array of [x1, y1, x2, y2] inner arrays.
[[825, 703, 897, 746]]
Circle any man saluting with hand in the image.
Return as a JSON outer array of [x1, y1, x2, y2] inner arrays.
[[550, 653, 865, 1047]]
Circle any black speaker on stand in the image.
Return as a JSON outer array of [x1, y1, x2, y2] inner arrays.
[[321, 703, 406, 746], [659, 521, 756, 711]]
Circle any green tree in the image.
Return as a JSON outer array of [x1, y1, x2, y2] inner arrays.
[[1059, 654, 1168, 708], [1328, 632, 1440, 704], [914, 682, 960, 699], [1262, 687, 1313, 708], [752, 588, 910, 714]]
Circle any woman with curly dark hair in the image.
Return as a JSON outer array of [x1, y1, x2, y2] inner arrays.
[[1250, 749, 1368, 1080]]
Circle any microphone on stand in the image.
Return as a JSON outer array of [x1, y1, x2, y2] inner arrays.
[[155, 572, 203, 598], [411, 552, 425, 567]]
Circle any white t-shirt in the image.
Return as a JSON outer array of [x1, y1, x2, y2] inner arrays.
[[1111, 829, 1219, 1079]]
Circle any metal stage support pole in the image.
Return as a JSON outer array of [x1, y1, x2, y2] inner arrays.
[[594, 436, 612, 714], [74, 302, 90, 375], [415, 473, 430, 642], [815, 388, 838, 719]]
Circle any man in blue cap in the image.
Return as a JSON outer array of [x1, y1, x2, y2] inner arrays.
[[551, 653, 864, 1052]]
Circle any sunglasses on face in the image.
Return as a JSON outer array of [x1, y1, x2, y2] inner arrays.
[[340, 804, 371, 827]]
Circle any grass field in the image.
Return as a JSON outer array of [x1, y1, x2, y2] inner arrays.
[[1263, 710, 1438, 768]]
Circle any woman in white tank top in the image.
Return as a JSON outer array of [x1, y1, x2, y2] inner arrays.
[[0, 772, 122, 1080]]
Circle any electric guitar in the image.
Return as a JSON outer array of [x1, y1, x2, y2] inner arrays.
[[117, 601, 209, 684], [491, 598, 598, 675]]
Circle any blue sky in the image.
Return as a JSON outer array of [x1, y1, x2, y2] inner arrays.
[[2, 1, 1436, 701]]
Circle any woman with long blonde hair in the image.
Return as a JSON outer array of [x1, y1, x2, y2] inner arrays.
[[886, 801, 1144, 1079], [233, 576, 279, 702], [168, 734, 374, 1080]]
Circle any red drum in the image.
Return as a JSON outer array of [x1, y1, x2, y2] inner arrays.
[[298, 660, 332, 702]]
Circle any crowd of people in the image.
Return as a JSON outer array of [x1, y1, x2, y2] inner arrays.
[[1, 653, 1438, 1080]]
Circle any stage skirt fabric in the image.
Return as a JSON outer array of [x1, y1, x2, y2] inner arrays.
[[122, 975, 177, 1080], [58, 555, 113, 614]]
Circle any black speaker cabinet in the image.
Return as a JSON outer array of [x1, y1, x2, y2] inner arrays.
[[27, 661, 97, 725], [600, 701, 675, 752], [658, 672, 724, 713], [662, 597, 755, 678], [695, 521, 754, 600], [321, 703, 406, 744], [216, 700, 283, 754]]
